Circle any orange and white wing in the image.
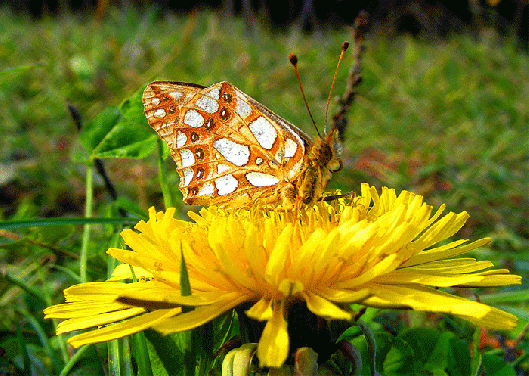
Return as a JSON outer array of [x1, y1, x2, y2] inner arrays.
[[143, 81, 312, 207]]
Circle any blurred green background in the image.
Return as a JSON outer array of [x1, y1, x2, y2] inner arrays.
[[1, 2, 528, 374]]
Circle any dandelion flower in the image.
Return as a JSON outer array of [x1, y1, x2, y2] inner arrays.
[[44, 184, 521, 368]]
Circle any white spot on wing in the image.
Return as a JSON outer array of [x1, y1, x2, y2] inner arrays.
[[284, 138, 297, 158], [169, 91, 182, 100], [255, 157, 263, 165], [153, 109, 166, 118], [198, 182, 214, 196], [249, 117, 277, 150], [246, 172, 279, 187], [236, 97, 252, 118], [215, 174, 238, 195], [184, 110, 204, 128], [195, 96, 219, 114], [289, 158, 304, 179], [151, 97, 160, 105], [208, 87, 220, 99], [176, 131, 187, 148], [217, 164, 230, 174], [179, 149, 195, 167], [275, 149, 284, 163], [213, 138, 250, 167], [182, 168, 194, 186]]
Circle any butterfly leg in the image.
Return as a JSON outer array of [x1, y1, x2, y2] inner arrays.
[[280, 183, 297, 210], [297, 165, 320, 206]]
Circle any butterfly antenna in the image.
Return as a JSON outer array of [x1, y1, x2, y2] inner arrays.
[[324, 41, 349, 134], [289, 53, 320, 138]]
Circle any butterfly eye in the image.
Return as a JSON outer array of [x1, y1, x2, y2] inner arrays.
[[330, 159, 343, 173]]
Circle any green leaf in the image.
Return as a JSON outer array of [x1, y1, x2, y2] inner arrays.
[[351, 332, 395, 376], [115, 197, 149, 219], [423, 332, 470, 376], [133, 332, 153, 376], [80, 106, 122, 155], [0, 63, 45, 86], [480, 290, 529, 305], [357, 321, 377, 376], [480, 353, 516, 376], [79, 88, 157, 160], [398, 328, 440, 366], [383, 336, 415, 376], [145, 330, 181, 376], [208, 311, 236, 373]]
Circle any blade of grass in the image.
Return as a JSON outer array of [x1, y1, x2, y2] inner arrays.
[[3, 273, 47, 307], [16, 323, 29, 374], [59, 345, 91, 376], [180, 245, 195, 376], [470, 326, 482, 376], [18, 307, 63, 374], [108, 229, 125, 375], [0, 217, 141, 229], [80, 161, 94, 283], [157, 138, 174, 209], [109, 339, 122, 376], [133, 332, 153, 376], [40, 268, 70, 364]]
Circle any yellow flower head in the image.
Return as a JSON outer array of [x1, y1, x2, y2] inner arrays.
[[44, 184, 521, 368]]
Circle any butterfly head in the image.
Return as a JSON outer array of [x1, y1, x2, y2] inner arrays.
[[311, 128, 343, 175]]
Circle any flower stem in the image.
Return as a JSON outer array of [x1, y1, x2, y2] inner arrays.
[[157, 138, 173, 209], [80, 161, 93, 283]]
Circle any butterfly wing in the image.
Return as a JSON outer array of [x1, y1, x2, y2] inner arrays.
[[143, 81, 313, 207]]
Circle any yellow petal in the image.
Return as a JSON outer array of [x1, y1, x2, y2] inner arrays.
[[404, 258, 492, 273], [152, 292, 249, 334], [62, 282, 133, 302], [257, 300, 289, 368], [374, 269, 493, 287], [111, 281, 228, 306], [337, 253, 399, 289], [404, 238, 490, 267], [318, 287, 371, 303], [362, 283, 518, 329], [44, 300, 135, 319], [246, 298, 272, 321], [302, 292, 352, 320], [266, 224, 294, 284], [107, 264, 153, 281], [56, 306, 147, 334], [67, 307, 182, 348], [455, 272, 521, 287]]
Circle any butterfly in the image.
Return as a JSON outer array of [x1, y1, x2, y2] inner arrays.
[[142, 81, 342, 209]]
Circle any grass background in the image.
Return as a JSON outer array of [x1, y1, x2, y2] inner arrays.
[[1, 5, 528, 375]]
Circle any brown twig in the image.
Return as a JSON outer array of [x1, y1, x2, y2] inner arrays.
[[331, 11, 369, 142]]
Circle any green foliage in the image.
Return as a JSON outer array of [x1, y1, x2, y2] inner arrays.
[[78, 88, 157, 160], [0, 6, 528, 376], [346, 328, 516, 376]]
